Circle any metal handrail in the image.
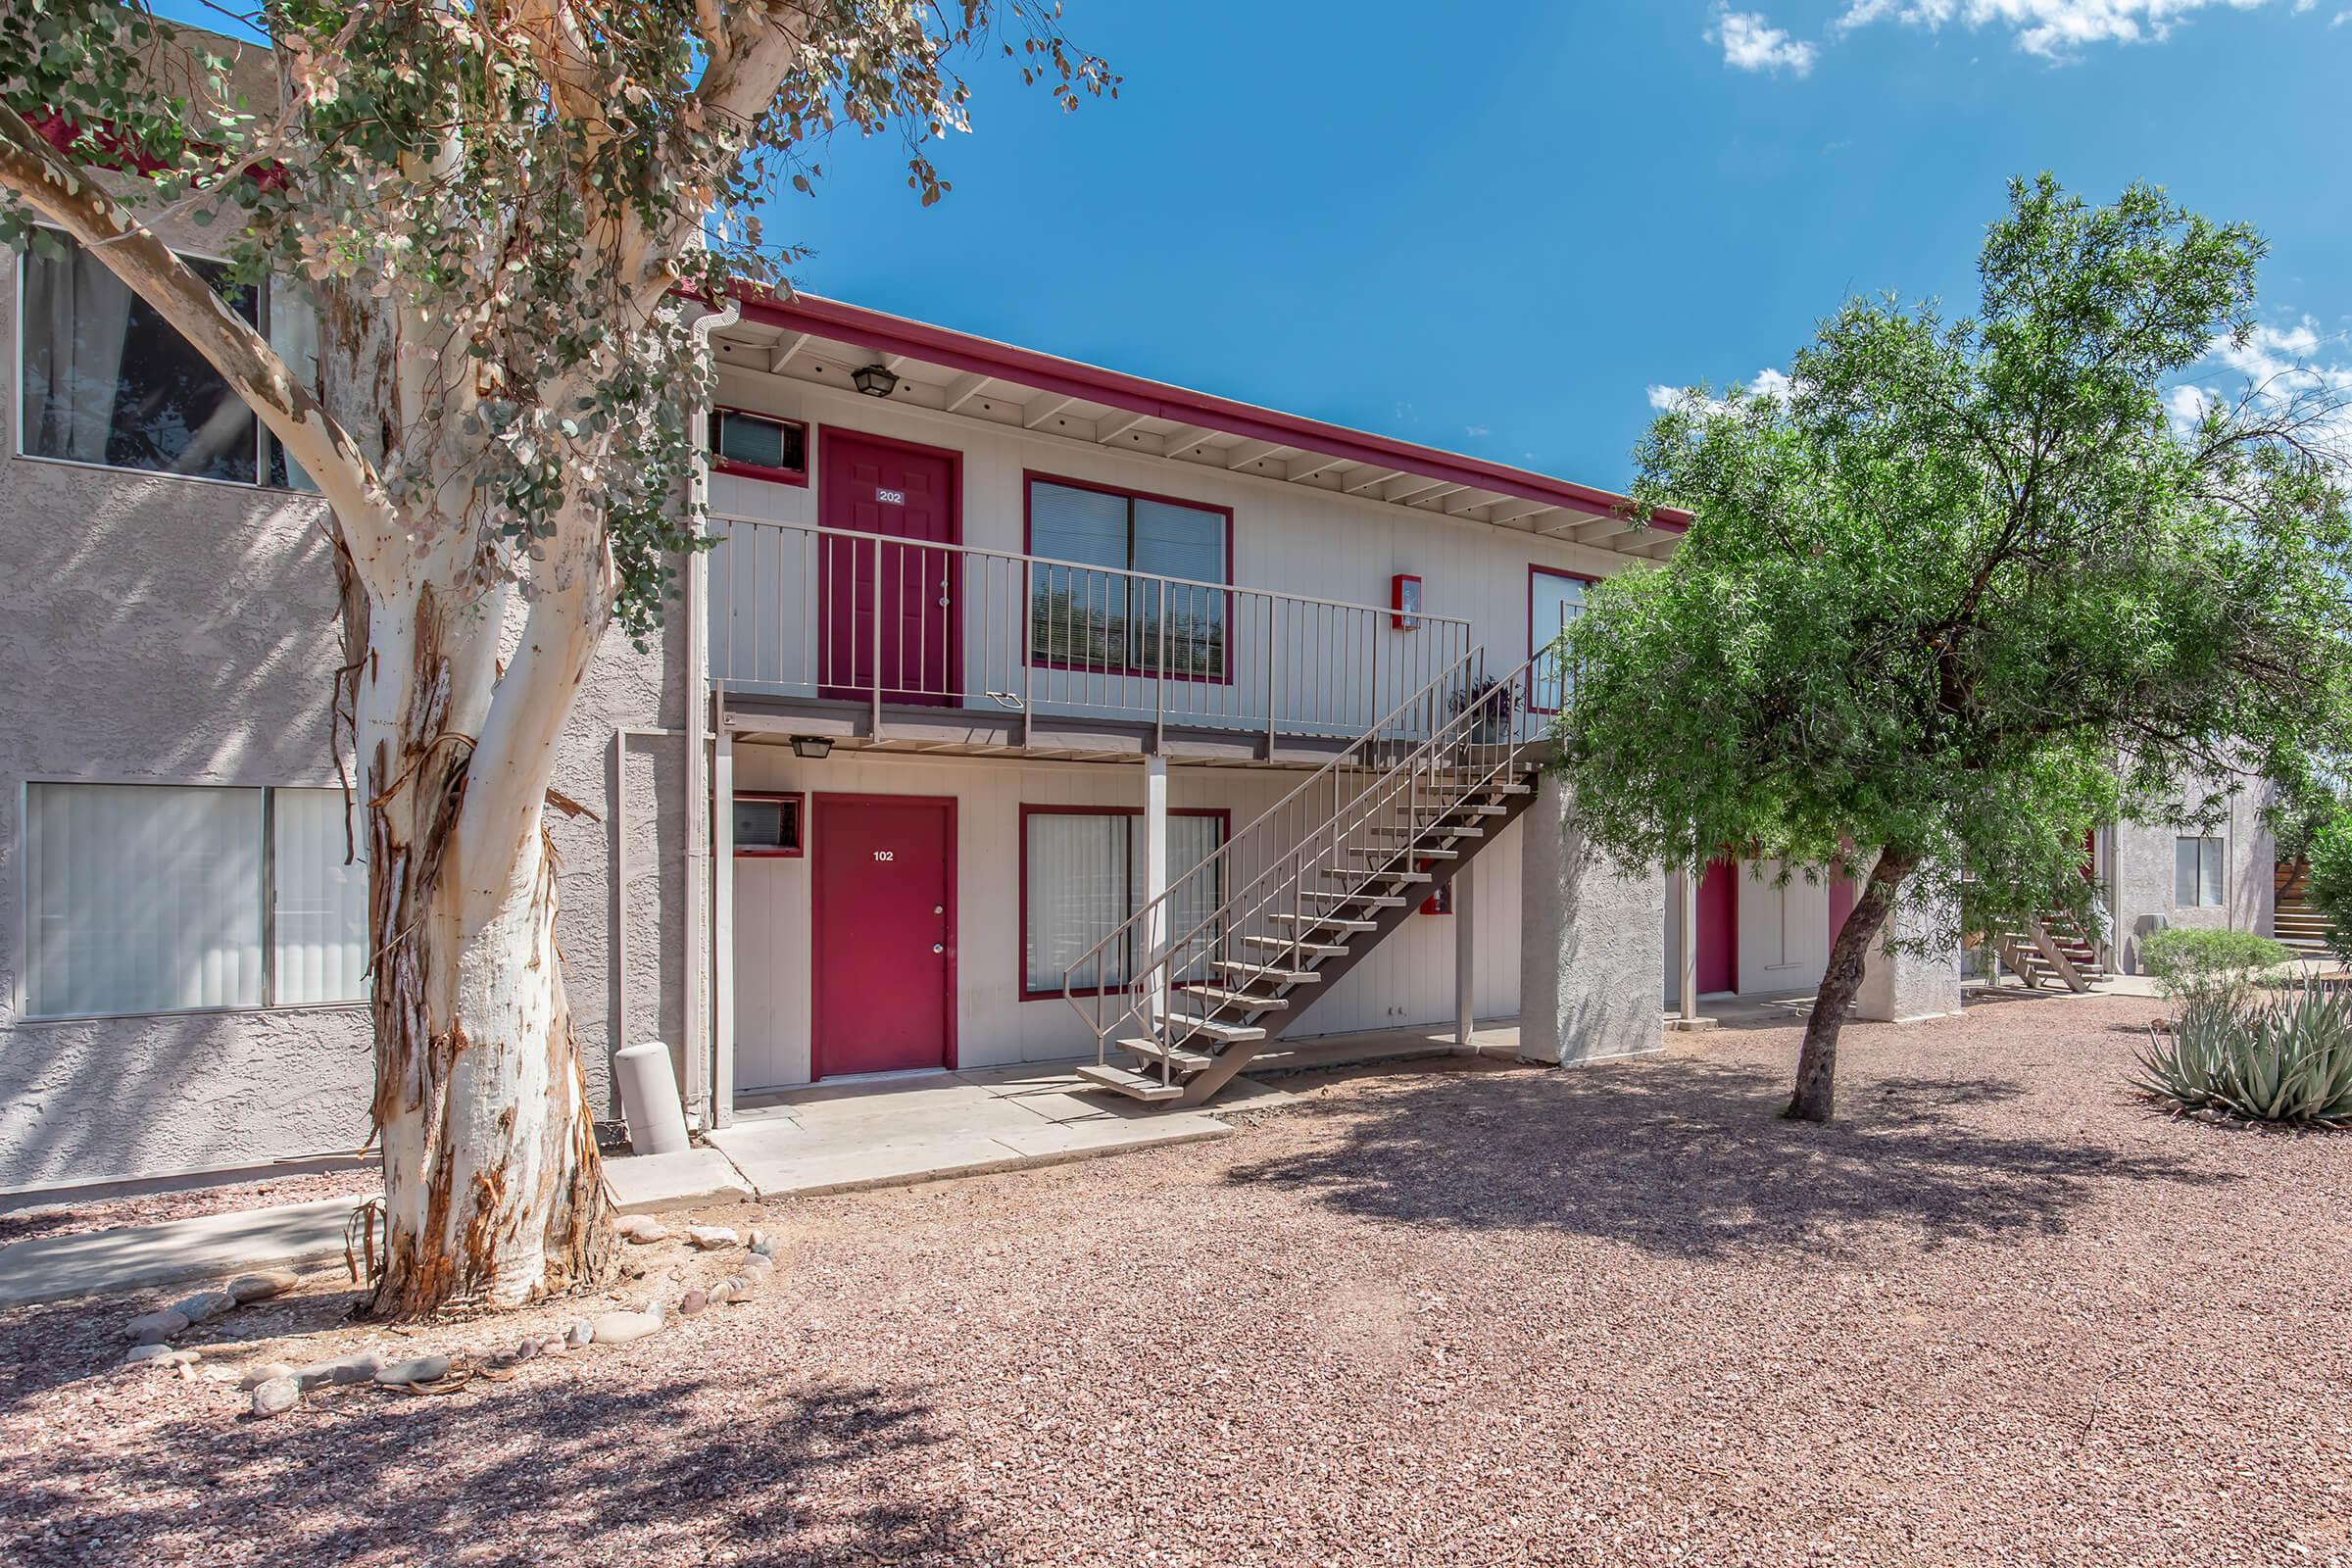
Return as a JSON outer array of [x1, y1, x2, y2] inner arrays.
[[707, 514, 1474, 741], [1063, 633, 1571, 1080]]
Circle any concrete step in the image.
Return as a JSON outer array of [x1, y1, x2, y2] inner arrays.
[[1154, 1011, 1267, 1045], [1077, 1063, 1187, 1102], [1349, 844, 1459, 859], [1268, 913, 1377, 933], [1178, 985, 1289, 1012], [1212, 960, 1323, 985], [1369, 823, 1484, 840], [1116, 1038, 1214, 1072], [1301, 890, 1409, 908], [1243, 932, 1349, 956]]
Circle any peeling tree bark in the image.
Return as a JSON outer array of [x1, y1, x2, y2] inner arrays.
[[347, 537, 620, 1313], [1788, 850, 1917, 1123]]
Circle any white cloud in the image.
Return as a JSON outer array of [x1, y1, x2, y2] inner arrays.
[[1711, 7, 1822, 73], [2171, 313, 2352, 470], [1837, 0, 2299, 58], [1464, 423, 1492, 437], [1647, 368, 1796, 416]]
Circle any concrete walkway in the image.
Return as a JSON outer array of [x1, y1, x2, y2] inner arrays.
[[710, 1062, 1237, 1198], [0, 1061, 1244, 1308]]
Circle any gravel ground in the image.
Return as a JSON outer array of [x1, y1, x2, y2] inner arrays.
[[0, 1168, 380, 1249], [4, 991, 2349, 1567]]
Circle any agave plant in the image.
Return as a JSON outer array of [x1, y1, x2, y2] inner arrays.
[[2132, 982, 2352, 1128]]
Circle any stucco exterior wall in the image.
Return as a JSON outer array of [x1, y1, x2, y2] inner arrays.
[[1518, 774, 1666, 1066], [0, 247, 691, 1193], [2107, 783, 2275, 974]]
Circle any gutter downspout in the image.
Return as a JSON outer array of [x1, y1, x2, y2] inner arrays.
[[687, 291, 739, 1131]]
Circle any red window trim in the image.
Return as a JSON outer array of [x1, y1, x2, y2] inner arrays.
[[1021, 470, 1238, 688], [1017, 803, 1232, 1003], [710, 406, 811, 487], [731, 790, 806, 858], [1526, 563, 1598, 716]]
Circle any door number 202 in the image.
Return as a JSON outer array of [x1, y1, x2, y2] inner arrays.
[[872, 850, 896, 862]]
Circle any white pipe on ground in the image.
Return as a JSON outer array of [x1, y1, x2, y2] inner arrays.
[[614, 1040, 693, 1156]]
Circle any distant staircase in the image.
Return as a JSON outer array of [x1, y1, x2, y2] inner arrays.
[[1994, 910, 2108, 992], [2275, 862, 2338, 960], [1067, 647, 1552, 1106]]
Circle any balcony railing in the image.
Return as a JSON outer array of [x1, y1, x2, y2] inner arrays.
[[708, 515, 1476, 743]]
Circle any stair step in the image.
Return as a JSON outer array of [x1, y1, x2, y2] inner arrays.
[[1376, 869, 1436, 885], [1244, 933, 1350, 955], [1076, 1063, 1186, 1102], [1268, 913, 1377, 933], [1349, 845, 1459, 860], [1116, 1038, 1214, 1071], [1369, 824, 1484, 840], [1212, 960, 1323, 984], [1419, 803, 1509, 817], [1300, 890, 1409, 907], [1153, 1011, 1267, 1044], [1177, 985, 1289, 1012]]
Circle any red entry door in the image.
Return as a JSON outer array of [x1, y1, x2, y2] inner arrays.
[[812, 795, 956, 1077], [818, 429, 959, 706], [1695, 858, 1738, 996]]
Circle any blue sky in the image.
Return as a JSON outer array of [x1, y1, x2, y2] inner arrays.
[[760, 0, 2352, 492], [155, 0, 2352, 494]]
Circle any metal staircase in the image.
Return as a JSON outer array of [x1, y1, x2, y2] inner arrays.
[[1065, 645, 1555, 1106]]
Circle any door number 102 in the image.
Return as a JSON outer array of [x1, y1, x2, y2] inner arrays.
[[871, 850, 896, 862]]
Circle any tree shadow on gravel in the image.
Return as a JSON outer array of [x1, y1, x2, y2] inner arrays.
[[0, 1373, 965, 1568], [1225, 1057, 2234, 1260]]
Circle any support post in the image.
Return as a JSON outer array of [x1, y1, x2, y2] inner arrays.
[[711, 718, 737, 1129], [1679, 863, 1699, 1021], [1144, 755, 1169, 1024], [1453, 858, 1476, 1053]]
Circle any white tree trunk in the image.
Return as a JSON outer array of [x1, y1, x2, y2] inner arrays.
[[354, 560, 618, 1314]]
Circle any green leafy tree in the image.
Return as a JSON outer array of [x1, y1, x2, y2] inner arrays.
[[0, 2, 1110, 1314], [1561, 176, 2352, 1123], [2307, 809, 2352, 969]]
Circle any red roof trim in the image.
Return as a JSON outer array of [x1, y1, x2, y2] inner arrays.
[[732, 291, 1690, 534]]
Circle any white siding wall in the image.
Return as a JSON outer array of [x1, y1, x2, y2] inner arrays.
[[729, 748, 1525, 1089], [706, 356, 1645, 1089], [704, 360, 1649, 715], [1734, 858, 1834, 997]]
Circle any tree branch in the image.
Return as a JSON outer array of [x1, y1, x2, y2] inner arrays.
[[0, 100, 399, 560]]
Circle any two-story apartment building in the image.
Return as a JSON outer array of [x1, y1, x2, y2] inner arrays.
[[2, 223, 2279, 1194]]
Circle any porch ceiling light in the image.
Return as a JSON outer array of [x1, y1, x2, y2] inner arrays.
[[791, 735, 834, 760], [851, 363, 900, 398]]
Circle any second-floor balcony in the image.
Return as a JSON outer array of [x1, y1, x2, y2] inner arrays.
[[707, 515, 1478, 761]]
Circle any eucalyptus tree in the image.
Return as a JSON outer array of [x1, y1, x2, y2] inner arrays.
[[1561, 176, 2352, 1123], [0, 1, 1110, 1314]]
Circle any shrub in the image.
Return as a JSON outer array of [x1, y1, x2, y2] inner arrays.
[[2132, 984, 2352, 1128], [2139, 927, 2295, 1008], [2306, 810, 2352, 969]]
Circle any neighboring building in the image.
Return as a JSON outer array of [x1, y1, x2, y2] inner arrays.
[[8, 216, 2306, 1191]]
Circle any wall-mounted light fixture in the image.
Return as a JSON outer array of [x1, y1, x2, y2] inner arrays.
[[790, 735, 834, 760], [851, 363, 899, 399]]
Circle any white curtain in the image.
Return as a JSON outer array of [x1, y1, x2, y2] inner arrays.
[[25, 244, 133, 466], [1530, 571, 1587, 710], [272, 788, 369, 1004], [25, 784, 265, 1015], [1025, 812, 1130, 993], [1024, 811, 1226, 994], [2175, 836, 2226, 908], [264, 277, 321, 491]]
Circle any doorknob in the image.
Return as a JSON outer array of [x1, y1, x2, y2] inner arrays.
[[932, 943, 945, 955]]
